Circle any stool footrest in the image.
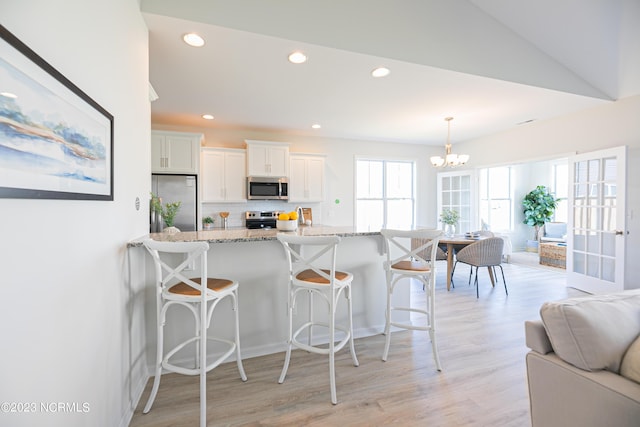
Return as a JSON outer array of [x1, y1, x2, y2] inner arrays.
[[389, 321, 432, 332], [162, 337, 237, 376], [291, 321, 351, 354]]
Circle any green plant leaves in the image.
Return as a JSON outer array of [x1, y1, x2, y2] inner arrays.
[[522, 185, 557, 228], [440, 208, 460, 225], [150, 192, 181, 227]]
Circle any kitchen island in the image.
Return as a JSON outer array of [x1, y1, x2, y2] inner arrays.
[[130, 226, 413, 364]]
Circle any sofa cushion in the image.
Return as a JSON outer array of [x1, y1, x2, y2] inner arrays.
[[544, 222, 567, 239], [621, 335, 640, 384], [540, 290, 640, 372]]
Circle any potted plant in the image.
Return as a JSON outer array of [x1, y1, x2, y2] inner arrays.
[[522, 185, 557, 251], [203, 216, 215, 230], [440, 208, 460, 237], [150, 193, 182, 233]]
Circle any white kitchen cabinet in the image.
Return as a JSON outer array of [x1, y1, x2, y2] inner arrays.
[[151, 130, 202, 174], [289, 153, 325, 202], [200, 148, 247, 202], [245, 140, 289, 177]]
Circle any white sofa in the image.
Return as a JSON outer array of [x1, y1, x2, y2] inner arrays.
[[539, 221, 567, 243], [525, 290, 640, 427]]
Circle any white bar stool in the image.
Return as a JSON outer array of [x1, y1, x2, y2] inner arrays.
[[380, 229, 443, 370], [142, 239, 247, 427], [276, 233, 359, 405]]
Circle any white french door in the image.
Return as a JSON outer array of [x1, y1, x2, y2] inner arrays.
[[566, 146, 626, 293], [437, 171, 475, 235]]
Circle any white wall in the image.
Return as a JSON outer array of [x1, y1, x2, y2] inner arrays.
[[0, 1, 150, 426], [454, 95, 640, 287]]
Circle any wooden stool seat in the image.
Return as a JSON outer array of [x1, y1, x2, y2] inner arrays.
[[168, 277, 235, 295]]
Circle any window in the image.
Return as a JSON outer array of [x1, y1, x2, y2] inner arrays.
[[479, 166, 513, 232], [552, 161, 568, 222], [356, 159, 415, 231]]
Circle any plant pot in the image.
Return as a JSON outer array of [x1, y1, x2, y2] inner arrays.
[[526, 239, 539, 253], [203, 223, 214, 230], [163, 226, 180, 234]]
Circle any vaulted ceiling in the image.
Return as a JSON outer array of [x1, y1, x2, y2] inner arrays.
[[141, 0, 640, 145]]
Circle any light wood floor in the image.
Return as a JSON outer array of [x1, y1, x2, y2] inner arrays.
[[130, 258, 583, 427]]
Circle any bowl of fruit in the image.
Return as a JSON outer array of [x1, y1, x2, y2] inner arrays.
[[276, 211, 299, 231]]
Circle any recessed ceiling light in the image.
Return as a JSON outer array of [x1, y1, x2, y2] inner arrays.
[[202, 114, 214, 120], [1, 92, 17, 98], [288, 51, 307, 64], [311, 124, 321, 129], [183, 33, 205, 47], [371, 67, 390, 78]]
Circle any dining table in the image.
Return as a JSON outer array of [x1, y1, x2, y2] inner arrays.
[[438, 235, 493, 291]]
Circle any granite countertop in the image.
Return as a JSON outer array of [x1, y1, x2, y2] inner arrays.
[[128, 225, 381, 247]]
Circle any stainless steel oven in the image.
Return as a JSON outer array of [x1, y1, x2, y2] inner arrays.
[[245, 211, 280, 229], [247, 177, 288, 200]]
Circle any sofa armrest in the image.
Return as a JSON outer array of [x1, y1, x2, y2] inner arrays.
[[525, 320, 553, 354], [527, 351, 640, 427]]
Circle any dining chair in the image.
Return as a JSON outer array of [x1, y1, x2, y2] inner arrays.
[[380, 228, 443, 370], [451, 237, 507, 298], [276, 233, 359, 405], [411, 236, 448, 261], [142, 239, 247, 427]]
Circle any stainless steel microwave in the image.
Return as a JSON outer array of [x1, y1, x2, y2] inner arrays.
[[247, 176, 289, 200]]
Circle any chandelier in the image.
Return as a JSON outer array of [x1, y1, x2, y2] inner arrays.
[[430, 117, 469, 168]]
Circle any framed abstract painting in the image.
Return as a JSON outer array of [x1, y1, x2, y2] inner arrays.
[[0, 24, 113, 200]]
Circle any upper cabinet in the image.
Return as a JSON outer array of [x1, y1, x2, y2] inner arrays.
[[200, 148, 247, 203], [289, 153, 325, 202], [151, 130, 202, 174], [245, 140, 289, 177]]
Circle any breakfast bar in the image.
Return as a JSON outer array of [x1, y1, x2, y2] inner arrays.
[[129, 226, 407, 362]]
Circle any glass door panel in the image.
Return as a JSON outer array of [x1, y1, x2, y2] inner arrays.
[[567, 146, 626, 294]]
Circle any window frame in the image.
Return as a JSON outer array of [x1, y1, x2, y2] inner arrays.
[[551, 159, 569, 223], [478, 166, 514, 233], [354, 157, 416, 231]]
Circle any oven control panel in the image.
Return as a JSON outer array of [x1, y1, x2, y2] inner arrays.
[[245, 211, 282, 229]]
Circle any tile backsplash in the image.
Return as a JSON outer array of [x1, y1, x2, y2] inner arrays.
[[201, 202, 322, 229]]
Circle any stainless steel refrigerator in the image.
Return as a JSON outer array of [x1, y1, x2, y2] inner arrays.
[[151, 174, 197, 232]]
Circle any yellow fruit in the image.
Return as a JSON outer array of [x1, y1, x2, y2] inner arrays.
[[278, 213, 290, 221], [289, 211, 298, 220]]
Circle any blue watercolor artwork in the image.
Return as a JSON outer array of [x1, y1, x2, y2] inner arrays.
[[0, 24, 113, 200]]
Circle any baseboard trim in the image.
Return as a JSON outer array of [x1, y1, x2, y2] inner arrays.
[[119, 373, 149, 427]]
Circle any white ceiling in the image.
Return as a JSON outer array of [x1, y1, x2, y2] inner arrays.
[[141, 0, 640, 146]]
